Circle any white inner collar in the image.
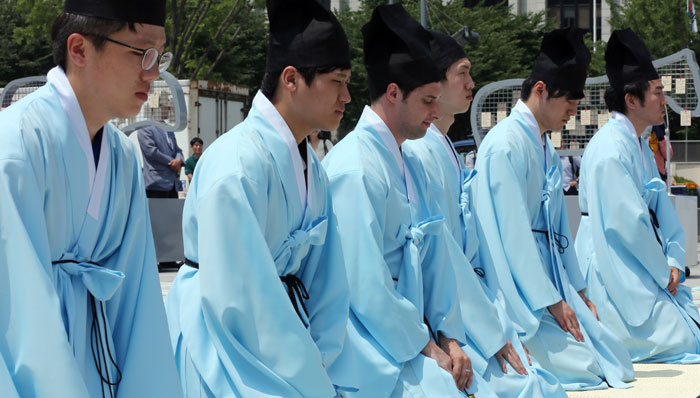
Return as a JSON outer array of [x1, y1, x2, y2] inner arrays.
[[612, 111, 648, 172], [47, 66, 108, 220], [252, 92, 309, 211], [514, 100, 544, 147], [429, 124, 461, 177], [362, 106, 415, 203]]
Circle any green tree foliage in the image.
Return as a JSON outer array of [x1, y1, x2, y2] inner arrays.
[[1, 0, 59, 84], [4, 0, 267, 90], [608, 0, 694, 59], [608, 0, 700, 140], [168, 0, 266, 81], [335, 0, 555, 137]]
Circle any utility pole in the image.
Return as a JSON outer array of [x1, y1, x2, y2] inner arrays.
[[593, 0, 597, 43]]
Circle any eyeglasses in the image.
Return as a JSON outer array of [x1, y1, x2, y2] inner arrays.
[[90, 35, 172, 73]]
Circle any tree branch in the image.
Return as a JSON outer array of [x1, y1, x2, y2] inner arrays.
[[189, 0, 249, 79]]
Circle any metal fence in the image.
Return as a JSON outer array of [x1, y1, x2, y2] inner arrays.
[[470, 49, 700, 156]]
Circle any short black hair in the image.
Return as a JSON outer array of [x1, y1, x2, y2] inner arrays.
[[190, 137, 203, 146], [259, 64, 350, 99], [520, 76, 580, 101], [51, 12, 136, 71], [604, 80, 649, 114], [368, 80, 423, 104]]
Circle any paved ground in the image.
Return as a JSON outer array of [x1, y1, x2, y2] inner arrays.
[[158, 246, 700, 398]]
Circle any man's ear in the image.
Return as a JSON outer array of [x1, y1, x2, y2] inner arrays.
[[280, 66, 301, 94], [624, 92, 640, 111], [66, 33, 90, 69], [533, 80, 547, 100], [386, 83, 401, 104]]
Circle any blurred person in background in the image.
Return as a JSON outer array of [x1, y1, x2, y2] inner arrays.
[[184, 136, 203, 182]]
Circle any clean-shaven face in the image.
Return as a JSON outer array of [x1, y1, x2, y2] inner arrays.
[[294, 69, 352, 132], [440, 58, 475, 114], [542, 94, 579, 132], [639, 79, 667, 126], [87, 23, 166, 118], [395, 82, 442, 141]]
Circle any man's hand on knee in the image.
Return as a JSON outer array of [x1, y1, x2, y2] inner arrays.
[[548, 299, 584, 342], [438, 334, 472, 390]]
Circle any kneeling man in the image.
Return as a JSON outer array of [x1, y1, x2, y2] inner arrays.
[[575, 28, 700, 364]]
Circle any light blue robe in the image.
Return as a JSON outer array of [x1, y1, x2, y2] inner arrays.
[[473, 100, 634, 391], [403, 125, 566, 398], [165, 91, 350, 398], [323, 106, 493, 398], [575, 111, 700, 363], [0, 67, 181, 398]]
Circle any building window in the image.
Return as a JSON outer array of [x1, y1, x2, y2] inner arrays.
[[464, 0, 506, 8], [547, 0, 601, 39]]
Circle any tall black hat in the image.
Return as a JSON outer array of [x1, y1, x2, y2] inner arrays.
[[529, 27, 590, 99], [64, 0, 166, 27], [605, 28, 659, 94], [362, 4, 440, 98], [429, 29, 467, 76], [265, 0, 350, 73]]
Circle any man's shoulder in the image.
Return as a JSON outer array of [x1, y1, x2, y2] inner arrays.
[[0, 85, 66, 161], [0, 84, 62, 126], [323, 131, 378, 178]]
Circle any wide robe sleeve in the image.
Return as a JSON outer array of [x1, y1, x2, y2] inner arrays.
[[420, 225, 466, 345], [299, 168, 351, 370], [329, 170, 430, 364], [195, 172, 336, 397], [474, 148, 562, 335], [439, 230, 506, 358], [585, 153, 673, 326], [405, 150, 505, 358], [0, 141, 88, 396], [642, 147, 685, 275], [103, 147, 182, 398], [550, 152, 587, 293]]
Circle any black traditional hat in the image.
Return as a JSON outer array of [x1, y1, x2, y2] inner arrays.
[[64, 0, 166, 27], [265, 0, 350, 73], [362, 4, 440, 98], [429, 29, 467, 76], [605, 28, 659, 94], [529, 26, 590, 99]]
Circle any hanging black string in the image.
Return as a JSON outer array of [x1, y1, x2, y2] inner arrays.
[[532, 229, 569, 254], [648, 208, 663, 248], [52, 259, 122, 398], [281, 274, 310, 326], [186, 258, 311, 326]]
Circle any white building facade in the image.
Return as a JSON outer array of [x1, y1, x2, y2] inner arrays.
[[508, 0, 620, 42], [329, 0, 362, 11]]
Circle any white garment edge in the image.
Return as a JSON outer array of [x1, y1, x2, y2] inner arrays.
[[361, 106, 416, 203], [47, 66, 108, 220], [612, 111, 649, 173], [514, 100, 544, 147], [429, 124, 461, 187], [513, 99, 548, 169], [252, 91, 309, 212]]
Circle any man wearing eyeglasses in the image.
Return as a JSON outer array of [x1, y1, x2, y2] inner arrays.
[[0, 1, 181, 397]]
